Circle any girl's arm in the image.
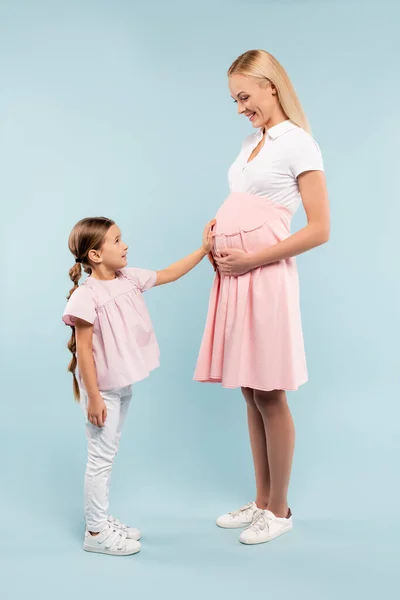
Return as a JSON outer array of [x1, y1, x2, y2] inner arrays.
[[155, 220, 215, 286], [75, 318, 107, 428]]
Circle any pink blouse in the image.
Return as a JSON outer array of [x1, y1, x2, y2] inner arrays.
[[63, 268, 159, 391]]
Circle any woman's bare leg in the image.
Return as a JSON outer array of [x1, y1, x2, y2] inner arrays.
[[253, 389, 295, 517], [242, 387, 270, 509]]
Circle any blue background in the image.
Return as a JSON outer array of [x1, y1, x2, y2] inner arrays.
[[1, 0, 399, 598]]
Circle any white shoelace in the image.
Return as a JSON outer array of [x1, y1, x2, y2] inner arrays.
[[245, 509, 272, 534], [229, 502, 255, 519]]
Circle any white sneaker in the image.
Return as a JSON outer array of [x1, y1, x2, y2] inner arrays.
[[108, 515, 141, 541], [216, 502, 257, 529], [239, 508, 293, 545], [83, 524, 141, 556]]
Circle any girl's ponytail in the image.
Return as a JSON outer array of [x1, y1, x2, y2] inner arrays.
[[65, 217, 115, 401], [67, 262, 82, 401]]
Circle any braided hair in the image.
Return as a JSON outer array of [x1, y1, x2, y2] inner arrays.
[[66, 217, 115, 400]]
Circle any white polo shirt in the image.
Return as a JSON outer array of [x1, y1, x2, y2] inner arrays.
[[228, 120, 324, 214]]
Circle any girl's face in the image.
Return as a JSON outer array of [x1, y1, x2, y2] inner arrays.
[[89, 224, 128, 272], [229, 73, 278, 130]]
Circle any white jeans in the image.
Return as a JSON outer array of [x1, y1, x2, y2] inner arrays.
[[80, 385, 132, 532]]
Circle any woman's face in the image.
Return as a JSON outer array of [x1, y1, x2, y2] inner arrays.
[[229, 73, 278, 130]]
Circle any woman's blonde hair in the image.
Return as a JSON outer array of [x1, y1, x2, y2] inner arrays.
[[66, 217, 115, 400], [228, 49, 311, 134]]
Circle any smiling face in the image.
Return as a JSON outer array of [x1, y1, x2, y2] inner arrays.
[[88, 224, 128, 272], [229, 73, 283, 130]]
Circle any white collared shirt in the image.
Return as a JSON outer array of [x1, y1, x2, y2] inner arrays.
[[228, 120, 324, 214]]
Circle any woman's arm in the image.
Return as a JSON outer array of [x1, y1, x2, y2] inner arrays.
[[254, 170, 330, 265], [75, 318, 107, 427], [215, 171, 330, 276], [155, 220, 215, 286]]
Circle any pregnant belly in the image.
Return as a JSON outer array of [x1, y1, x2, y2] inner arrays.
[[213, 192, 292, 255]]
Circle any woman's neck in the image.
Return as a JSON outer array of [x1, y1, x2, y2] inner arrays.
[[262, 110, 289, 133]]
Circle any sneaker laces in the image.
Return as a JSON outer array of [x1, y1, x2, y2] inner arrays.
[[230, 502, 255, 519], [245, 509, 272, 534]]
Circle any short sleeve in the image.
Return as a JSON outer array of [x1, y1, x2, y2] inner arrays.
[[62, 285, 97, 326], [122, 267, 157, 292], [290, 134, 324, 179]]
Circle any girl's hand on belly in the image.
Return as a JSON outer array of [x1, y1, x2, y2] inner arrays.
[[201, 219, 216, 254], [215, 248, 253, 277]]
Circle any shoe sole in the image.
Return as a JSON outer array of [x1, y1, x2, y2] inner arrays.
[[83, 544, 141, 556], [239, 525, 293, 545]]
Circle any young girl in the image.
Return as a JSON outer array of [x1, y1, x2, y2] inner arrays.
[[63, 216, 214, 556]]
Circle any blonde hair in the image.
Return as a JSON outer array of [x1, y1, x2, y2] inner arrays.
[[66, 217, 115, 400], [228, 49, 311, 134]]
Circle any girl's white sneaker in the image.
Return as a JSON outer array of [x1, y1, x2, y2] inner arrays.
[[83, 524, 141, 556]]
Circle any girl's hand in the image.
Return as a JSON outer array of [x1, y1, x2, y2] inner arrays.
[[214, 248, 253, 277], [201, 219, 216, 254], [87, 395, 107, 428]]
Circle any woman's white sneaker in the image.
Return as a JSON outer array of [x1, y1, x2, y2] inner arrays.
[[216, 502, 257, 529], [83, 524, 141, 556], [108, 515, 141, 541], [239, 508, 293, 545]]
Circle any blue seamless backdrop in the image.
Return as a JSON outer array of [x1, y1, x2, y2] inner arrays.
[[0, 1, 398, 599]]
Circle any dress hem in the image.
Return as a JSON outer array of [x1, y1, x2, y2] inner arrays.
[[193, 376, 308, 393]]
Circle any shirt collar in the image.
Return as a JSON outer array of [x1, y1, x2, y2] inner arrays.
[[260, 120, 298, 140]]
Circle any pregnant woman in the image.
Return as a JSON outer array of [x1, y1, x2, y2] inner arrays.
[[194, 49, 330, 545]]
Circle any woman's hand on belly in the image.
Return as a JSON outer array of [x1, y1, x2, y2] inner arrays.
[[214, 248, 254, 277]]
